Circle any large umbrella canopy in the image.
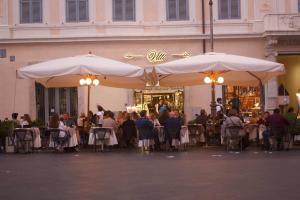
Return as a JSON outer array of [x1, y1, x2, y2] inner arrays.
[[17, 54, 145, 89], [155, 52, 285, 87]]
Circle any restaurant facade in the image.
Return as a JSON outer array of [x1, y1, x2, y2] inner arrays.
[[0, 0, 300, 122]]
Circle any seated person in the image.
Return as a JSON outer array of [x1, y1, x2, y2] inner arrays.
[[63, 112, 76, 127], [221, 109, 248, 149], [21, 114, 32, 128], [48, 113, 69, 150], [121, 113, 137, 148]]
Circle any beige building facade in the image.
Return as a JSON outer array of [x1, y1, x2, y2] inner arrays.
[[0, 0, 299, 122]]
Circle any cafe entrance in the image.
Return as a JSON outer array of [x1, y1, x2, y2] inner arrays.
[[133, 87, 184, 114]]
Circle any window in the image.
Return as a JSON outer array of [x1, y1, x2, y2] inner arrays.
[[218, 0, 241, 20], [113, 0, 135, 21], [20, 0, 43, 23], [298, 0, 300, 12], [66, 0, 89, 22], [166, 0, 189, 21]]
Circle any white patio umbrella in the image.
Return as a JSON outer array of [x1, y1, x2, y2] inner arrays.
[[17, 54, 146, 111], [17, 54, 145, 88], [155, 52, 285, 87], [155, 52, 285, 115]]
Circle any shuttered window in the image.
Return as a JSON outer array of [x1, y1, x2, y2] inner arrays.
[[298, 0, 300, 12], [20, 0, 42, 23], [166, 0, 189, 21], [218, 0, 241, 20], [113, 0, 135, 21], [66, 0, 89, 22]]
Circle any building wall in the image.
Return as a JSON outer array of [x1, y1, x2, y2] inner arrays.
[[278, 56, 300, 110], [0, 0, 300, 120]]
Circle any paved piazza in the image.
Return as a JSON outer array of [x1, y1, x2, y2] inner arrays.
[[1, 148, 300, 200]]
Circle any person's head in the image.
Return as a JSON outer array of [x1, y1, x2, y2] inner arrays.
[[108, 111, 114, 119], [263, 111, 270, 119], [63, 112, 70, 120], [288, 107, 294, 113], [125, 113, 131, 121], [80, 112, 86, 118], [140, 110, 147, 118], [200, 109, 206, 116], [273, 108, 280, 114], [12, 113, 18, 120], [217, 98, 222, 103], [228, 109, 238, 117], [104, 111, 111, 118], [97, 105, 104, 112], [173, 109, 179, 118], [23, 114, 32, 124], [169, 111, 176, 118]]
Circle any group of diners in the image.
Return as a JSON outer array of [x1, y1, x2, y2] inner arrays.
[[5, 103, 300, 153], [77, 105, 185, 152], [218, 107, 299, 151]]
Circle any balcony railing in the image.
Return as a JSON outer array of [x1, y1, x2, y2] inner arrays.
[[264, 14, 300, 32]]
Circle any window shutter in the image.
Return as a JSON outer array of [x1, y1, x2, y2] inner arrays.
[[32, 0, 42, 23], [167, 0, 176, 20], [230, 0, 240, 19], [218, 0, 229, 19], [298, 0, 300, 12], [20, 0, 30, 23], [125, 0, 135, 21], [78, 0, 89, 21], [178, 0, 188, 20], [66, 0, 77, 22]]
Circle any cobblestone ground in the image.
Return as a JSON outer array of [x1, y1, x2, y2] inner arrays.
[[0, 148, 300, 200]]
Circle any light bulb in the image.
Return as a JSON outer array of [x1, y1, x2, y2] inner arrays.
[[86, 78, 92, 85], [204, 76, 212, 84], [79, 78, 86, 85], [93, 79, 100, 86], [217, 77, 224, 84]]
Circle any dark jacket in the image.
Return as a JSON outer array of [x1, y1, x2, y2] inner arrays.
[[135, 118, 154, 140], [266, 113, 289, 136], [164, 117, 181, 139], [122, 119, 137, 139]]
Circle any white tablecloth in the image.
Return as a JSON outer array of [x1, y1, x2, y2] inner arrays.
[[14, 127, 41, 148], [88, 127, 118, 146], [49, 127, 78, 148]]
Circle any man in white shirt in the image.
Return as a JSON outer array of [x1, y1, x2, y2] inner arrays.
[[96, 105, 105, 127], [216, 98, 224, 113]]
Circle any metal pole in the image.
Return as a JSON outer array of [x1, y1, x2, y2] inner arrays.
[[209, 0, 214, 52], [211, 81, 216, 118], [209, 0, 216, 118], [87, 85, 90, 112]]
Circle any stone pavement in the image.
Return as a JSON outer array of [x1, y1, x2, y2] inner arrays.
[[0, 148, 300, 200]]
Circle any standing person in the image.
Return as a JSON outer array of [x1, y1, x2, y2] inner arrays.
[[284, 107, 297, 149], [96, 105, 105, 127], [158, 110, 169, 126], [164, 111, 181, 151], [257, 111, 271, 150], [135, 110, 154, 151], [229, 94, 240, 112], [121, 113, 137, 148], [216, 98, 224, 113], [266, 108, 290, 151]]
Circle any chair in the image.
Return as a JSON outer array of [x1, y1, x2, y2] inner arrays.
[[47, 128, 69, 151], [187, 125, 199, 146], [225, 126, 244, 152], [13, 128, 34, 153], [93, 127, 112, 152]]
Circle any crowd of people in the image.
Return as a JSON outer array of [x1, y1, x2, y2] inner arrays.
[[2, 99, 300, 153]]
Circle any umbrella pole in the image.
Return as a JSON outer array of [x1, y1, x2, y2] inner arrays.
[[211, 81, 217, 118], [87, 85, 90, 112]]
